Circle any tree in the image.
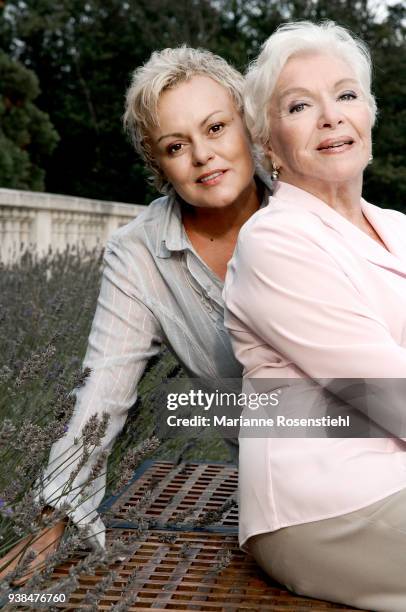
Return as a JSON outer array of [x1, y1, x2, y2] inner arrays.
[[0, 50, 59, 190], [362, 3, 406, 210]]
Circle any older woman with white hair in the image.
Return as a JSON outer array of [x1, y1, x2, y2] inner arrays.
[[224, 20, 406, 611], [0, 46, 271, 583]]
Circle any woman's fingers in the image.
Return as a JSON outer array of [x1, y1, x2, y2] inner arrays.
[[0, 520, 66, 585]]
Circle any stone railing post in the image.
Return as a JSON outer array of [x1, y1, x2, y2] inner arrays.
[[33, 209, 53, 256]]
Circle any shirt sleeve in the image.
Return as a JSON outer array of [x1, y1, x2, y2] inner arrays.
[[36, 237, 163, 547], [224, 212, 406, 437]]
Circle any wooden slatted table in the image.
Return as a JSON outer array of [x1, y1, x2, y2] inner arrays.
[[50, 529, 363, 611], [30, 461, 367, 611]]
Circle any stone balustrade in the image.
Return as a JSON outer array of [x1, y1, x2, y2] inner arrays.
[[0, 188, 144, 263]]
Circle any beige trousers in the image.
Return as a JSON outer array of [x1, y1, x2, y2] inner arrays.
[[248, 488, 406, 612]]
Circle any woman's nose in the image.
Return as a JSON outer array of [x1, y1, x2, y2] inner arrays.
[[317, 101, 344, 129], [191, 140, 214, 166]]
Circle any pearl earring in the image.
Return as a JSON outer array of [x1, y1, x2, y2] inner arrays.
[[271, 162, 280, 181]]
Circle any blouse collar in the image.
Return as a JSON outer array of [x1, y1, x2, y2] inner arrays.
[[270, 181, 406, 277]]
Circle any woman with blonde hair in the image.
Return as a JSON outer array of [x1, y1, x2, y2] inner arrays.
[[0, 45, 270, 583]]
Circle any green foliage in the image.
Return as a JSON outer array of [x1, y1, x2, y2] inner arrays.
[[363, 5, 406, 210], [0, 50, 59, 190]]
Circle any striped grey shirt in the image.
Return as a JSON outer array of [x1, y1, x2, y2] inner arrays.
[[38, 177, 271, 549]]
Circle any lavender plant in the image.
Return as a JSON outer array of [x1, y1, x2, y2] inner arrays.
[[0, 246, 161, 597], [0, 245, 229, 605]]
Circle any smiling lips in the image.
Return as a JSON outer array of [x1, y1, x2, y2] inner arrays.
[[196, 169, 228, 185], [317, 137, 354, 152]]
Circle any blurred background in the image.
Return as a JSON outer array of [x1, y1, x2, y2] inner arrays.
[[0, 0, 405, 210]]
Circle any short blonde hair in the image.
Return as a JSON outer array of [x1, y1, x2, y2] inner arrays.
[[244, 20, 377, 148], [124, 46, 245, 194]]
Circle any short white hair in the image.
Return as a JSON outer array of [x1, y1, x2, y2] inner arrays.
[[244, 20, 377, 147], [124, 46, 245, 193]]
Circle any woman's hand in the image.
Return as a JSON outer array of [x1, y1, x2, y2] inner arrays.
[[0, 509, 67, 586]]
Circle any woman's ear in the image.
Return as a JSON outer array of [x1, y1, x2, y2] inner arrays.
[[263, 141, 273, 161], [263, 141, 282, 180], [264, 141, 281, 165], [263, 142, 281, 176]]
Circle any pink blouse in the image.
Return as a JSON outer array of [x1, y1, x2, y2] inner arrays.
[[223, 181, 406, 551]]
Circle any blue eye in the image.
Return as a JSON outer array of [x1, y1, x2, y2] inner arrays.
[[339, 91, 357, 101], [289, 103, 307, 114]]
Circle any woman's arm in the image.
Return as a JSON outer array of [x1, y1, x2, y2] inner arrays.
[[36, 236, 163, 549]]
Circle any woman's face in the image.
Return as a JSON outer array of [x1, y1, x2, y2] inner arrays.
[[149, 75, 256, 209], [266, 52, 373, 193]]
